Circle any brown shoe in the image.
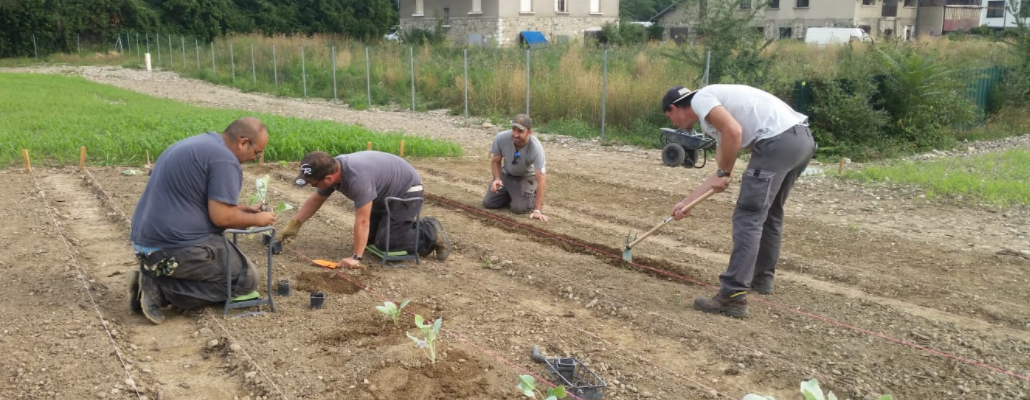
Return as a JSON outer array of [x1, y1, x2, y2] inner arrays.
[[425, 217, 451, 261], [694, 292, 748, 318]]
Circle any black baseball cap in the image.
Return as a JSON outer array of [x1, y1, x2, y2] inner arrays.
[[662, 86, 698, 112], [294, 151, 336, 186]]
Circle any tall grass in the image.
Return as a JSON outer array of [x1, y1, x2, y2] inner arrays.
[[0, 73, 462, 167], [843, 149, 1030, 206]]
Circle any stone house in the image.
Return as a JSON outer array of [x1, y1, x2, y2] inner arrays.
[[651, 0, 918, 42], [398, 0, 619, 46]]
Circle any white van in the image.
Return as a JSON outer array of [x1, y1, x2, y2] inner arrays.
[[804, 27, 871, 45]]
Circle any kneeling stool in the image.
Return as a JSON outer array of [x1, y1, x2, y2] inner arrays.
[[222, 226, 277, 318], [365, 196, 423, 268]]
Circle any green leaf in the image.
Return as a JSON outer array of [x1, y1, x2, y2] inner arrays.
[[414, 314, 425, 328], [375, 305, 389, 315], [800, 379, 825, 400], [876, 396, 894, 400], [399, 299, 410, 309], [274, 201, 294, 212], [827, 392, 837, 400], [517, 375, 537, 397], [549, 385, 567, 399]]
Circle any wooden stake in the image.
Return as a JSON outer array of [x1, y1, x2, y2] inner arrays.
[[838, 158, 844, 174], [366, 141, 372, 151], [145, 150, 152, 169], [399, 140, 405, 157], [22, 149, 31, 172], [259, 151, 265, 166], [79, 146, 86, 172]]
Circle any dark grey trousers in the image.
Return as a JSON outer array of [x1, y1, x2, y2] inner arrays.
[[719, 125, 816, 296], [138, 233, 258, 310], [368, 190, 436, 257], [482, 172, 537, 214]]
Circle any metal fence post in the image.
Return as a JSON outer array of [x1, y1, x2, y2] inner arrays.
[[365, 46, 371, 107], [273, 45, 278, 86], [195, 39, 200, 70], [136, 33, 140, 61], [146, 33, 150, 54], [230, 43, 236, 83], [168, 34, 173, 68], [464, 48, 469, 119], [125, 33, 129, 52], [331, 46, 338, 102], [211, 42, 216, 76], [76, 34, 80, 54], [301, 46, 307, 97], [180, 36, 186, 69], [251, 44, 256, 85], [601, 48, 608, 142], [156, 33, 161, 66], [525, 49, 530, 115], [32, 34, 38, 59], [703, 50, 711, 87], [410, 46, 415, 111]]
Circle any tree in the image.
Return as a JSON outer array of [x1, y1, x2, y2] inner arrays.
[[662, 0, 772, 88]]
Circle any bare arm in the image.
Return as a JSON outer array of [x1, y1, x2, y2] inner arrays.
[[294, 192, 331, 223], [706, 105, 742, 175], [533, 170, 546, 211], [208, 200, 275, 229], [490, 154, 504, 192], [351, 202, 373, 258]]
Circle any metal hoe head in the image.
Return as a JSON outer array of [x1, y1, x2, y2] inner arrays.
[[622, 231, 636, 262]]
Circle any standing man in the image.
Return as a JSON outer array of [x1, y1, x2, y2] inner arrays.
[[482, 114, 549, 222], [281, 150, 451, 268], [662, 85, 816, 318], [129, 117, 276, 325]]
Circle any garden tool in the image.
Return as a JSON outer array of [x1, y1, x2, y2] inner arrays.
[[312, 259, 339, 269], [622, 189, 715, 262]]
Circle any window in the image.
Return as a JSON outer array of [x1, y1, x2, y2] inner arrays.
[[590, 0, 601, 13], [521, 0, 532, 13], [414, 0, 424, 15], [444, 8, 450, 26], [556, 0, 568, 13], [987, 1, 1004, 17], [882, 0, 897, 16], [740, 0, 751, 9], [770, 0, 780, 9], [779, 26, 793, 38], [1022, 0, 1030, 18], [862, 0, 874, 5], [796, 0, 809, 8], [471, 0, 482, 13], [903, 0, 914, 7]]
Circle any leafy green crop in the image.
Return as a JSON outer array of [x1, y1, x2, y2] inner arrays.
[[375, 299, 410, 326], [0, 73, 463, 167], [517, 375, 567, 400], [406, 314, 442, 364]]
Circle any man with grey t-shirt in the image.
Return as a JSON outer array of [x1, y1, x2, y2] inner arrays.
[[662, 85, 816, 318], [482, 114, 549, 222], [129, 117, 276, 325], [281, 151, 451, 269]]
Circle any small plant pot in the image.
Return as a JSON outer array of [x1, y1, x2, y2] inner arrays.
[[276, 279, 290, 296], [310, 292, 326, 309]]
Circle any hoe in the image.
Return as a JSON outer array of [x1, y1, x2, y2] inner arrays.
[[622, 189, 715, 263]]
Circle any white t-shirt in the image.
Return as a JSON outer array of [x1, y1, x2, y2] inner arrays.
[[690, 84, 808, 150]]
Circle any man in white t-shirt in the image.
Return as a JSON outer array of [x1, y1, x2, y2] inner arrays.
[[662, 85, 816, 318]]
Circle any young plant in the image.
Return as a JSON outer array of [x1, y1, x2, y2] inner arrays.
[[517, 374, 566, 400], [406, 314, 442, 364], [375, 299, 410, 326], [247, 174, 294, 213], [801, 378, 893, 400]]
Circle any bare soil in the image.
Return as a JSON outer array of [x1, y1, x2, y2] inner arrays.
[[1, 66, 1029, 400]]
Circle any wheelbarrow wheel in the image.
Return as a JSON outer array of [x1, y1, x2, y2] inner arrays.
[[662, 144, 686, 167]]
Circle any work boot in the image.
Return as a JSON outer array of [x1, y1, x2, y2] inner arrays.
[[426, 217, 451, 261], [128, 270, 142, 315], [751, 279, 774, 295], [694, 292, 748, 318], [138, 275, 166, 325]]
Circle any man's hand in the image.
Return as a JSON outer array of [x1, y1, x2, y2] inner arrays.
[[490, 179, 503, 193], [705, 173, 732, 193], [254, 212, 276, 227], [240, 204, 262, 213], [338, 257, 361, 270], [529, 210, 548, 222], [671, 198, 694, 221], [281, 219, 304, 244]]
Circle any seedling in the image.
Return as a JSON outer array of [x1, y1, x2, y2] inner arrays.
[[247, 174, 294, 213], [406, 314, 442, 364], [375, 299, 410, 326], [277, 160, 288, 168], [801, 378, 892, 400], [517, 374, 567, 400]]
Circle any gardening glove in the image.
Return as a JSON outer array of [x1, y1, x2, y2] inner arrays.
[[281, 219, 304, 244]]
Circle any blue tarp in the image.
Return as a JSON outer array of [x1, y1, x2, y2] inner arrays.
[[520, 31, 548, 48]]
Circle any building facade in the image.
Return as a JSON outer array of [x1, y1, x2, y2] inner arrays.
[[399, 0, 619, 46], [980, 0, 1030, 28]]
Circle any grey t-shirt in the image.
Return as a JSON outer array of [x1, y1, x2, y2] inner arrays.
[[131, 132, 243, 248], [316, 151, 422, 209], [490, 130, 546, 177]]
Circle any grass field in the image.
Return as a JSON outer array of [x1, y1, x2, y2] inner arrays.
[[0, 73, 462, 167], [844, 148, 1030, 206]]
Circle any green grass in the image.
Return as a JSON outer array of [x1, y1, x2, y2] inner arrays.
[[842, 149, 1030, 206], [0, 73, 462, 167]]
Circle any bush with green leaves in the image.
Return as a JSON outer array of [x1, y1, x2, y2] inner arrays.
[[406, 315, 442, 364], [375, 299, 409, 326], [517, 375, 567, 400]]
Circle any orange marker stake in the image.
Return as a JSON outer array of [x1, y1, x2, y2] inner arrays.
[[399, 140, 406, 157], [367, 141, 372, 151], [79, 146, 86, 172], [22, 149, 30, 172]]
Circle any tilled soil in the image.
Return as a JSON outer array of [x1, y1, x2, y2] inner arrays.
[[1, 66, 1029, 400]]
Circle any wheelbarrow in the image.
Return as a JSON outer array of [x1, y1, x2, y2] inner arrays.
[[659, 127, 716, 168]]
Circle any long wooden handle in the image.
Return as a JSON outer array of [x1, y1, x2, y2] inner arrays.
[[628, 189, 716, 249]]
